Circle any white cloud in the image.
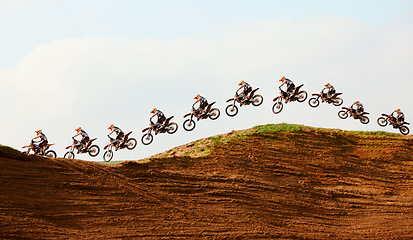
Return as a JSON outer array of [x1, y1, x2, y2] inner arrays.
[[2, 16, 413, 161]]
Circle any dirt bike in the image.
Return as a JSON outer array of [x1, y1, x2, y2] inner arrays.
[[377, 114, 410, 135], [308, 91, 343, 108], [225, 88, 263, 117], [64, 138, 100, 159], [338, 107, 370, 124], [141, 117, 178, 145], [103, 132, 137, 162], [183, 102, 220, 131], [22, 140, 57, 158], [272, 84, 308, 114]]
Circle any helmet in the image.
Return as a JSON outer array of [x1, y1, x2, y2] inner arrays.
[[279, 76, 286, 82], [75, 127, 82, 133], [354, 101, 360, 104], [35, 130, 42, 135], [108, 124, 114, 130], [194, 94, 200, 100], [150, 108, 157, 114], [238, 80, 245, 86], [325, 83, 331, 87], [396, 108, 401, 112]]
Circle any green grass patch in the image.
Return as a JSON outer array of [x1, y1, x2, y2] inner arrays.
[[253, 123, 303, 134], [0, 144, 15, 151]]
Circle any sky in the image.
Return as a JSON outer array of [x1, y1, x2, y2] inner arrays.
[[1, 0, 413, 161]]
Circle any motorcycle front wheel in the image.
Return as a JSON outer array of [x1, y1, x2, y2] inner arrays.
[[297, 91, 308, 103], [103, 150, 113, 162], [141, 133, 154, 145], [308, 97, 320, 108], [126, 138, 137, 150], [399, 126, 410, 135], [209, 108, 220, 120], [88, 145, 100, 157], [272, 102, 283, 114], [251, 94, 263, 106], [225, 104, 238, 117], [360, 116, 370, 124], [45, 150, 57, 158], [167, 122, 178, 134], [64, 151, 75, 159], [183, 119, 196, 131], [338, 110, 348, 119], [333, 97, 343, 106], [377, 117, 388, 127]]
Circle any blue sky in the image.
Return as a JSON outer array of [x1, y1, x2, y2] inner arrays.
[[1, 0, 413, 161]]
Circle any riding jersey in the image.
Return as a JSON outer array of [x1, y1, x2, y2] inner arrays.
[[34, 132, 47, 142], [109, 126, 124, 136], [238, 82, 252, 94], [392, 111, 405, 121], [323, 85, 335, 93], [351, 102, 364, 112], [151, 110, 166, 123], [194, 96, 208, 109], [74, 130, 89, 139], [280, 78, 294, 88]]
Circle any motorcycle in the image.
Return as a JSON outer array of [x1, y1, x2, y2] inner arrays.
[[22, 140, 57, 158], [183, 102, 220, 131], [141, 116, 178, 145], [103, 132, 137, 162], [308, 91, 343, 108], [338, 107, 370, 124], [225, 88, 263, 117], [64, 138, 100, 159], [377, 114, 410, 135], [272, 84, 308, 114]]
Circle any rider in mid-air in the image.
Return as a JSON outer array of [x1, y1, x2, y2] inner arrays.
[[73, 127, 89, 152], [108, 124, 124, 149], [236, 81, 252, 103], [391, 108, 405, 125], [32, 130, 48, 154], [279, 76, 295, 101], [150, 108, 166, 134], [193, 94, 208, 116], [322, 83, 336, 99], [350, 101, 364, 116]]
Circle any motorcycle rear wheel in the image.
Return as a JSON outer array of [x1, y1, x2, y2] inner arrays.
[[167, 122, 178, 134], [183, 119, 196, 131], [251, 94, 263, 106], [64, 151, 75, 159], [126, 138, 137, 150], [308, 97, 319, 108], [360, 116, 370, 124], [377, 117, 388, 127], [45, 150, 57, 158], [272, 102, 283, 114], [225, 105, 238, 117], [103, 150, 113, 162], [338, 110, 348, 119], [400, 126, 410, 135], [333, 97, 343, 106], [141, 133, 154, 145], [297, 91, 308, 102], [88, 145, 100, 157], [209, 108, 220, 120]]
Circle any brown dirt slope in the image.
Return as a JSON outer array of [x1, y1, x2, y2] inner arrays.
[[1, 124, 413, 239]]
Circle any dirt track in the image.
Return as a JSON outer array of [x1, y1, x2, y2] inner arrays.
[[1, 126, 413, 239]]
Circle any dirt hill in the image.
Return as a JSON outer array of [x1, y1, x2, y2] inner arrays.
[[1, 124, 413, 239]]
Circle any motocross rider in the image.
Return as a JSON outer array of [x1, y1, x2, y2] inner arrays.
[[150, 108, 166, 133], [73, 127, 89, 152], [279, 76, 295, 101], [322, 83, 336, 99], [236, 81, 252, 103], [108, 124, 124, 149], [350, 101, 364, 116], [193, 94, 208, 116], [391, 108, 405, 125], [32, 130, 48, 154]]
